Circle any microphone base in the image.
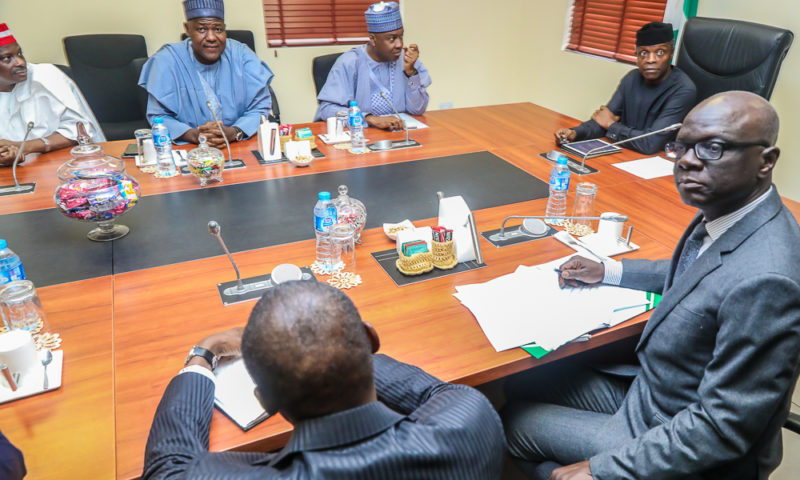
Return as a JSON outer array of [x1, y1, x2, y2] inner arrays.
[[217, 268, 315, 306], [0, 182, 36, 197], [367, 139, 421, 152]]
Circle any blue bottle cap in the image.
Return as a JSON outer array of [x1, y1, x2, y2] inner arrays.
[[557, 155, 568, 165], [349, 100, 357, 107], [0, 239, 6, 249], [153, 117, 164, 124], [318, 191, 331, 201]]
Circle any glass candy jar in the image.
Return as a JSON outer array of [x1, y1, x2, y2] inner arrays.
[[54, 142, 141, 241], [333, 185, 367, 244], [186, 135, 224, 186]]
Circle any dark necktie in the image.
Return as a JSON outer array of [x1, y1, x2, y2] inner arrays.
[[674, 221, 707, 278]]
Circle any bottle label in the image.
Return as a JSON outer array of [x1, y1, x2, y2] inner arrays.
[[550, 170, 570, 191], [0, 264, 25, 284], [349, 113, 363, 128], [314, 207, 338, 232]]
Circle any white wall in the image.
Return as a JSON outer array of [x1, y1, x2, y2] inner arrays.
[[3, 0, 799, 199]]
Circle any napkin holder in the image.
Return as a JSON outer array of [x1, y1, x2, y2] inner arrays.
[[257, 120, 281, 161]]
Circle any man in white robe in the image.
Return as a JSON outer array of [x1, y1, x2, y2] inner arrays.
[[0, 23, 104, 166]]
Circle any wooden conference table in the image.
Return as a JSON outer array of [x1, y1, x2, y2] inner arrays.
[[1, 103, 797, 479]]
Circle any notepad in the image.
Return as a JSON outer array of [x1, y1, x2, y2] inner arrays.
[[214, 358, 271, 431]]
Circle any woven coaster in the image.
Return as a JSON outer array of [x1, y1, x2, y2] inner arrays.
[[34, 332, 62, 351], [139, 166, 158, 175], [327, 272, 362, 289], [310, 261, 344, 275], [562, 220, 594, 237]]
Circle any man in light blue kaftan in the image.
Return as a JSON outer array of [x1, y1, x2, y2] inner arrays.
[[315, 1, 431, 131], [139, 0, 273, 147]]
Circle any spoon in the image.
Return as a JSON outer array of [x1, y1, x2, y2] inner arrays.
[[41, 350, 53, 390]]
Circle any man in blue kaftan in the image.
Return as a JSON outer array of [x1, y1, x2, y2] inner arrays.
[[315, 1, 431, 131], [139, 0, 273, 147]]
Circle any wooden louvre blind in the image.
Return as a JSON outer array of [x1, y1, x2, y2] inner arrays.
[[264, 0, 385, 48], [567, 0, 668, 63]]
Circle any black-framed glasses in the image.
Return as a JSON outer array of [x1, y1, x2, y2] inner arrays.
[[665, 140, 770, 161]]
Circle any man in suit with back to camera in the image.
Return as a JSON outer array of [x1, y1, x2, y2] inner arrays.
[[143, 281, 505, 479], [315, 1, 431, 131], [554, 21, 696, 155], [505, 90, 800, 479], [139, 0, 273, 148]]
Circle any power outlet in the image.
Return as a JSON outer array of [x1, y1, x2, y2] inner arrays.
[[439, 101, 454, 110]]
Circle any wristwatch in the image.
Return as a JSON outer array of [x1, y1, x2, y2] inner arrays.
[[233, 127, 244, 142], [185, 345, 218, 370], [41, 136, 51, 153]]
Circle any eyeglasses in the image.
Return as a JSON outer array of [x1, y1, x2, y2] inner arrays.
[[664, 140, 770, 161]]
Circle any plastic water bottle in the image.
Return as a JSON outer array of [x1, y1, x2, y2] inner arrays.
[[348, 100, 366, 152], [545, 155, 571, 225], [314, 192, 339, 272], [152, 117, 177, 177], [0, 239, 25, 286]]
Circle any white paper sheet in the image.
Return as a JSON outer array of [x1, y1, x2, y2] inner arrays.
[[454, 256, 655, 352], [612, 156, 674, 179]]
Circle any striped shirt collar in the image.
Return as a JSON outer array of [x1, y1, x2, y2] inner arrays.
[[704, 186, 773, 241]]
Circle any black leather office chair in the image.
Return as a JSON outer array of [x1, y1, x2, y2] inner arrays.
[[54, 64, 73, 80], [130, 57, 149, 120], [180, 29, 279, 123], [312, 52, 344, 96], [676, 17, 793, 103], [63, 34, 151, 141]]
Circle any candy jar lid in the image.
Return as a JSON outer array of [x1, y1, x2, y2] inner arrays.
[[187, 135, 225, 164], [57, 123, 124, 181], [333, 185, 367, 243]]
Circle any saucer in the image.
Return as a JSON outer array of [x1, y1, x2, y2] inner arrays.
[[0, 350, 63, 404]]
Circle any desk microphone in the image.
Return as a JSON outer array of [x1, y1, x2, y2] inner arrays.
[[11, 122, 35, 191], [493, 214, 628, 241], [379, 91, 413, 147], [578, 122, 682, 170], [205, 101, 234, 163], [208, 220, 244, 293]]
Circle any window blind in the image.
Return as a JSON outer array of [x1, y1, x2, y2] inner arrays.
[[264, 0, 382, 48], [567, 0, 668, 63]]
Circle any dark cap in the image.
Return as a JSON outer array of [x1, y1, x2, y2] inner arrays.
[[636, 22, 674, 47]]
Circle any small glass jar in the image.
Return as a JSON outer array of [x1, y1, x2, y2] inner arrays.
[[572, 182, 598, 231], [0, 280, 48, 334], [186, 135, 224, 186], [332, 185, 367, 244], [54, 141, 141, 241]]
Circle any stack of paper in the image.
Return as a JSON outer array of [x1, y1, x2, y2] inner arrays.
[[214, 358, 271, 431], [453, 256, 659, 352]]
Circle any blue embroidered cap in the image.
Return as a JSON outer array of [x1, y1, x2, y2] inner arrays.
[[183, 0, 225, 20], [365, 2, 403, 33]]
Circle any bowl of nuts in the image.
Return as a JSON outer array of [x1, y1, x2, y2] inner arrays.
[[383, 219, 415, 240]]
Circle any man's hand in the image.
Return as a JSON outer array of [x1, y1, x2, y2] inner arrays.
[[555, 128, 577, 144], [198, 121, 237, 148], [366, 114, 405, 131], [403, 44, 419, 76], [187, 326, 245, 369], [557, 256, 604, 289], [0, 144, 21, 167], [591, 106, 619, 130], [550, 460, 593, 479]]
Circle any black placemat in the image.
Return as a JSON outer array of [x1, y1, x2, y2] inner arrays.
[[251, 148, 325, 166], [0, 209, 113, 287], [4, 151, 549, 285], [481, 224, 558, 248], [371, 248, 486, 286], [538, 153, 598, 175]]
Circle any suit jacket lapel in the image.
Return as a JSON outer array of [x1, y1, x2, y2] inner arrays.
[[636, 189, 783, 351]]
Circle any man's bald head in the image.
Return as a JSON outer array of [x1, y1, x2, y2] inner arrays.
[[673, 90, 780, 220], [689, 91, 779, 145], [242, 281, 375, 421]]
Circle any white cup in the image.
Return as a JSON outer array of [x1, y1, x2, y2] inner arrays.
[[271, 264, 303, 285], [598, 212, 624, 244], [0, 330, 38, 386], [326, 117, 337, 137]]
